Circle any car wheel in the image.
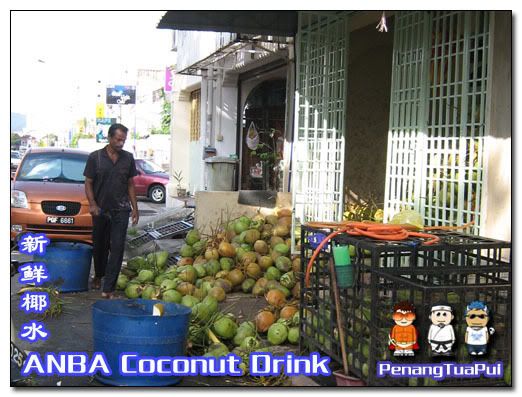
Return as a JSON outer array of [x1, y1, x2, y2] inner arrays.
[[149, 185, 165, 204]]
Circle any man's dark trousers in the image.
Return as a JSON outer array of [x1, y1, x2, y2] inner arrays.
[[92, 209, 130, 292]]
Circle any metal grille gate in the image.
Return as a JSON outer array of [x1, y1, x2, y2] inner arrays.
[[292, 12, 349, 230], [384, 11, 490, 234]]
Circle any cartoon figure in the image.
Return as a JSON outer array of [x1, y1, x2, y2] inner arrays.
[[389, 301, 419, 357], [465, 301, 495, 356], [428, 304, 456, 356]]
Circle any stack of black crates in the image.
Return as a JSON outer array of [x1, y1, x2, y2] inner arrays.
[[299, 225, 512, 386]]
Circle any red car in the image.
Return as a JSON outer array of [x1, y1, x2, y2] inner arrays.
[[133, 159, 169, 203]]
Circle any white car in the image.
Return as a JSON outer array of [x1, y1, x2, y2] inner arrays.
[[11, 151, 22, 170]]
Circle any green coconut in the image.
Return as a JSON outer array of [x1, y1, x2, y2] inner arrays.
[[201, 281, 214, 295], [160, 279, 178, 292], [258, 256, 273, 270], [235, 247, 246, 262], [274, 243, 290, 256], [208, 286, 226, 302], [216, 270, 229, 279], [280, 271, 296, 289], [253, 240, 268, 255], [127, 256, 147, 271], [265, 267, 281, 281], [246, 263, 262, 279], [267, 323, 288, 345], [244, 229, 261, 244], [204, 259, 221, 276], [180, 244, 194, 258], [291, 311, 300, 327], [192, 240, 207, 256], [185, 229, 201, 245], [124, 283, 142, 299], [192, 302, 212, 324], [202, 296, 219, 314], [146, 251, 169, 270], [241, 278, 256, 293], [212, 316, 238, 340], [265, 280, 282, 290], [162, 289, 182, 303], [287, 327, 299, 344], [275, 256, 292, 272], [240, 243, 252, 251], [154, 273, 168, 286], [181, 295, 200, 308], [178, 265, 197, 284], [194, 263, 206, 278], [193, 288, 207, 301], [270, 236, 285, 247], [137, 269, 155, 283], [142, 285, 159, 300], [214, 278, 232, 293], [220, 257, 234, 271], [241, 252, 258, 266], [240, 336, 260, 351], [234, 220, 250, 235], [233, 324, 256, 346], [116, 274, 129, 290], [176, 282, 195, 296], [203, 343, 230, 358]]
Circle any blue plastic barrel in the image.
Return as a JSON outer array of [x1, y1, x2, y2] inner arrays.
[[37, 242, 93, 292], [92, 299, 192, 386]]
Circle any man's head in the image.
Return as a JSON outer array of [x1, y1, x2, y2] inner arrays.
[[107, 123, 128, 152], [429, 304, 454, 326], [392, 301, 416, 327], [465, 301, 490, 327]]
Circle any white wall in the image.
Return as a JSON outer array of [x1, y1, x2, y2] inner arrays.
[[167, 93, 191, 207], [482, 12, 511, 243]]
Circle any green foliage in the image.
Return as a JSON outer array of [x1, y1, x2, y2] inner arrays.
[[151, 89, 171, 135]]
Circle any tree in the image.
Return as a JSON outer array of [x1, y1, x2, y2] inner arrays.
[[11, 133, 21, 148], [151, 89, 171, 135]]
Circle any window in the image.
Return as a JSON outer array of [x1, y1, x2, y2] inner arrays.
[[190, 89, 201, 142], [17, 152, 88, 183]]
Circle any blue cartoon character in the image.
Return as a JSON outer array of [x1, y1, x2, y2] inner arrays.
[[465, 301, 495, 356]]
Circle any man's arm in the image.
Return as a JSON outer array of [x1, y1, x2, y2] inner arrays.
[[128, 178, 139, 225], [85, 177, 100, 216]]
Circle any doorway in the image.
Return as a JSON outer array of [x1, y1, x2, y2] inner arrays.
[[240, 79, 286, 191]]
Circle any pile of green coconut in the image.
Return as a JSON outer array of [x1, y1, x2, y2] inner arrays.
[[116, 208, 302, 365]]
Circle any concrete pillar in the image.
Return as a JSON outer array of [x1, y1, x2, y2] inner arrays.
[[481, 11, 511, 242], [166, 82, 191, 208]]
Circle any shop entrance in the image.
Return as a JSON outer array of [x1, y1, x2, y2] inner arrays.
[[240, 79, 286, 191]]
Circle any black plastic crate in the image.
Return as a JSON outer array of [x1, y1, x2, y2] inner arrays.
[[299, 225, 512, 386], [365, 270, 511, 386]]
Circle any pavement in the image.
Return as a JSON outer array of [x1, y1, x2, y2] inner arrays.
[[10, 199, 323, 388]]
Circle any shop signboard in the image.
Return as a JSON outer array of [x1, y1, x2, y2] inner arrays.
[[106, 85, 136, 105]]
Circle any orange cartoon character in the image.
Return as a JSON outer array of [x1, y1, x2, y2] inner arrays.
[[389, 301, 419, 357]]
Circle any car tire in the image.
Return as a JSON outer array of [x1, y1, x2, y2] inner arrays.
[[149, 185, 166, 204]]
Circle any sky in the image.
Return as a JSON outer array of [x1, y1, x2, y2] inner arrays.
[[11, 11, 176, 137]]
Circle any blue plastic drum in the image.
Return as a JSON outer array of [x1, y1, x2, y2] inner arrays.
[[37, 242, 93, 292], [92, 299, 192, 386]]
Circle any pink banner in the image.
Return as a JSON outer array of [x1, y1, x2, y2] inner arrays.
[[165, 67, 173, 92]]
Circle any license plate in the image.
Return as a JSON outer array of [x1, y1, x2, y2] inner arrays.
[[46, 216, 75, 224], [11, 341, 26, 369]]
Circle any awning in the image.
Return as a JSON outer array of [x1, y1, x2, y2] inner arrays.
[[157, 11, 298, 36]]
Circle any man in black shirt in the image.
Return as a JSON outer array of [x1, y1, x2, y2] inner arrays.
[[83, 123, 139, 298]]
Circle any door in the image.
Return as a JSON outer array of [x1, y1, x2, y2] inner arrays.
[[384, 11, 490, 234], [292, 12, 349, 225], [241, 79, 286, 191]]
